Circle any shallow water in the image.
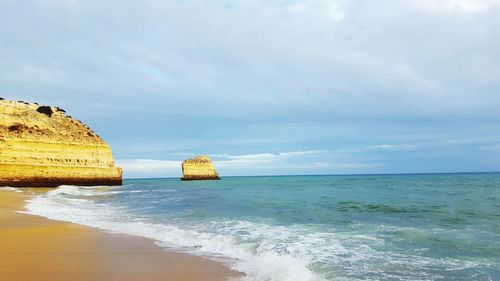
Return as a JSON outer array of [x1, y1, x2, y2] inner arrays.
[[25, 173, 500, 281]]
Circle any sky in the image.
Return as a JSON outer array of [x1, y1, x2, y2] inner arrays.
[[1, 0, 500, 178]]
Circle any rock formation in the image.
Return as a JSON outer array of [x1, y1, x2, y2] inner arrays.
[[181, 156, 220, 181], [0, 99, 122, 187]]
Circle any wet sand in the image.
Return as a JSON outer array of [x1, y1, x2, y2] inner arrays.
[[0, 189, 240, 281]]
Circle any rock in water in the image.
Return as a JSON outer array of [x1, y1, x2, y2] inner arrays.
[[181, 156, 220, 181], [0, 99, 122, 187]]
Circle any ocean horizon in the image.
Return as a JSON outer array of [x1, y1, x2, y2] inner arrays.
[[25, 173, 500, 281], [124, 171, 500, 180]]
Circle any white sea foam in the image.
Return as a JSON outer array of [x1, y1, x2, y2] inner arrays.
[[22, 186, 329, 281], [23, 185, 492, 281], [0, 186, 23, 193]]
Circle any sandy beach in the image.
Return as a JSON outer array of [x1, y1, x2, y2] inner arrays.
[[0, 189, 240, 281]]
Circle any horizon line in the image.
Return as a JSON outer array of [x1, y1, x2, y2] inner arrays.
[[123, 170, 500, 180]]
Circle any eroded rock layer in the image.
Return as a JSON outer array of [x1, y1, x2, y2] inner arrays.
[[0, 99, 122, 187], [181, 155, 220, 181]]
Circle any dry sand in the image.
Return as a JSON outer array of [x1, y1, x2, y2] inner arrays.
[[0, 189, 241, 281]]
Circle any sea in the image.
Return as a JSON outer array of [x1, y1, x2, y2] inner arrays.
[[24, 173, 500, 281]]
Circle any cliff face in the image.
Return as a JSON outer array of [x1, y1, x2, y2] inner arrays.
[[181, 156, 220, 181], [0, 99, 122, 187]]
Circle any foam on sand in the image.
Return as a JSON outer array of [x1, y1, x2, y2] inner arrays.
[[0, 186, 23, 193], [24, 186, 323, 281]]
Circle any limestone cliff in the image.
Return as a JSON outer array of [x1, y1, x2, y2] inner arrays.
[[181, 156, 220, 181], [0, 99, 122, 187]]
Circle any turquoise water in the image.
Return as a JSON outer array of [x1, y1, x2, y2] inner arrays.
[[26, 173, 500, 281]]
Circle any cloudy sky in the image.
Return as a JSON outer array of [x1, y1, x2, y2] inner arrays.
[[1, 0, 500, 178]]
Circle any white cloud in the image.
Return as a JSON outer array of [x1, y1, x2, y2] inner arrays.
[[410, 0, 500, 13], [287, 0, 345, 21], [5, 64, 67, 83], [117, 150, 383, 178], [478, 144, 500, 151], [215, 150, 385, 175], [117, 159, 181, 178], [365, 144, 417, 151], [2, 0, 500, 119], [215, 151, 326, 167]]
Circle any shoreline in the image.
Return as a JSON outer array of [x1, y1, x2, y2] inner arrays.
[[0, 189, 241, 281]]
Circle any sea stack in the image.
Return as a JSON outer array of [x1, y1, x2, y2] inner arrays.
[[0, 99, 122, 187], [181, 155, 220, 181]]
